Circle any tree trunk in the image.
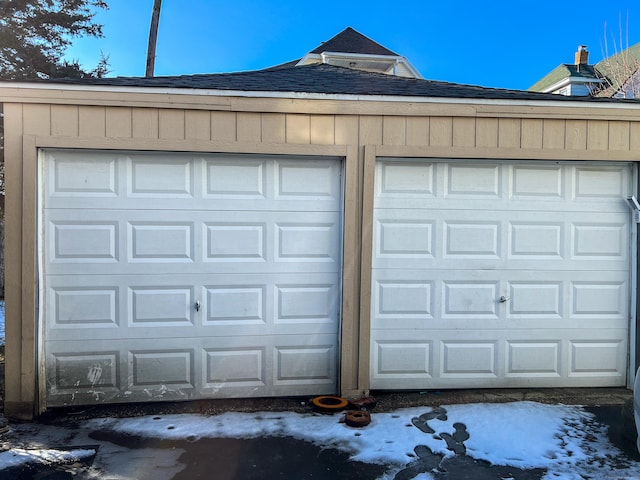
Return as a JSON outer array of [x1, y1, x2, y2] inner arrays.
[[145, 0, 162, 77]]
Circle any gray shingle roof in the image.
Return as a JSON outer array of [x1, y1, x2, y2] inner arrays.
[[48, 62, 616, 101]]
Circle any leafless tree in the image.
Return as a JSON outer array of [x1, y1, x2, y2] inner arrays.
[[593, 16, 640, 98]]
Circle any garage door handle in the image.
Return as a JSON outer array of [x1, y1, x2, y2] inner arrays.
[[499, 296, 509, 303], [195, 300, 201, 312]]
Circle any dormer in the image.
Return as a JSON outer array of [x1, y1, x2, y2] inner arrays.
[[296, 27, 422, 79]]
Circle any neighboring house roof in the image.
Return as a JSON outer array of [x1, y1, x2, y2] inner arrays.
[[12, 27, 637, 103], [530, 43, 640, 97], [528, 63, 599, 93]]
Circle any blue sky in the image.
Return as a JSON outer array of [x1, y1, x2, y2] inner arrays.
[[65, 0, 640, 90]]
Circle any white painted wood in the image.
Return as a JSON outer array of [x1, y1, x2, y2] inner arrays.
[[371, 159, 633, 389], [41, 150, 342, 406]]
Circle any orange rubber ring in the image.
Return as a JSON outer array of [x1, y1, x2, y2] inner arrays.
[[311, 395, 349, 412], [345, 410, 371, 427]]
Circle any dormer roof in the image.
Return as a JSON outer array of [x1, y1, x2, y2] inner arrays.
[[309, 27, 398, 56], [296, 27, 422, 79]]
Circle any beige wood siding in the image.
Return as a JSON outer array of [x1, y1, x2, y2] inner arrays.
[[3, 90, 640, 418]]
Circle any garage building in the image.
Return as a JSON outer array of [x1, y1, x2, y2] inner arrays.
[[2, 28, 640, 419]]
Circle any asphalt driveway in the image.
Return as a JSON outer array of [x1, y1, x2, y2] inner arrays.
[[0, 393, 639, 480]]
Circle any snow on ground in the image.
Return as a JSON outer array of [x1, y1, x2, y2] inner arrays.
[[0, 447, 95, 469], [79, 401, 640, 479], [0, 401, 636, 478]]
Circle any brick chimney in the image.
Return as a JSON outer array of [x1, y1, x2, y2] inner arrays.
[[575, 45, 589, 65]]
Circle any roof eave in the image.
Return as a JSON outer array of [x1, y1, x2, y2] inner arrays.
[[297, 51, 423, 79], [539, 76, 605, 94], [2, 81, 638, 109]]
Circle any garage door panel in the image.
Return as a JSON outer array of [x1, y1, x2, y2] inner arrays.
[[573, 165, 629, 198], [373, 210, 629, 271], [43, 150, 342, 406], [129, 222, 194, 263], [372, 269, 628, 331], [441, 341, 499, 378], [371, 329, 627, 388], [506, 341, 562, 378], [371, 159, 632, 389], [571, 221, 628, 260], [130, 350, 195, 388], [129, 156, 193, 197], [44, 152, 342, 212], [510, 164, 564, 198], [46, 332, 339, 404], [377, 160, 631, 208], [46, 150, 118, 198], [571, 281, 627, 318], [569, 339, 626, 378], [204, 347, 266, 388], [276, 158, 342, 200], [444, 222, 501, 258], [446, 163, 502, 197], [45, 272, 339, 342], [49, 287, 120, 328], [47, 220, 119, 264], [373, 339, 433, 379], [46, 209, 341, 276], [129, 286, 195, 327], [204, 158, 265, 198], [507, 282, 563, 318]]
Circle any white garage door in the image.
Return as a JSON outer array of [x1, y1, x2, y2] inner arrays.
[[41, 150, 343, 406], [371, 159, 634, 389]]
